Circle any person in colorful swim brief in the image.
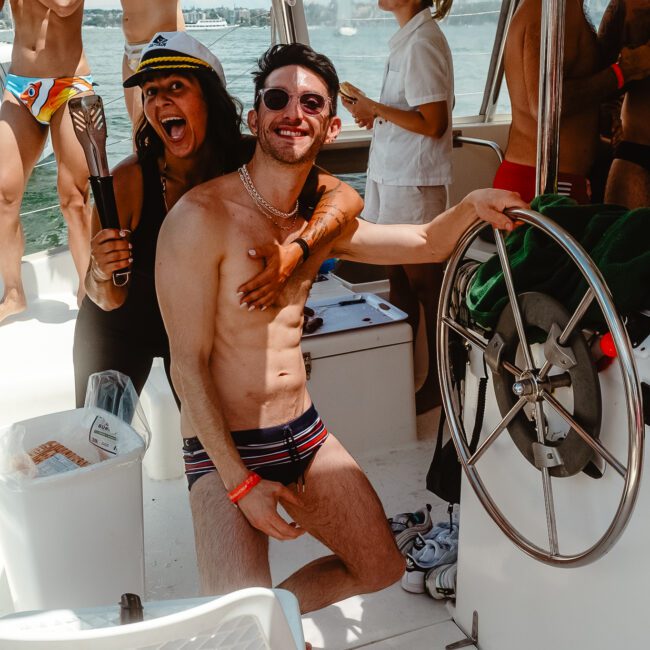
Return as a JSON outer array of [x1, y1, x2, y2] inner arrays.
[[156, 42, 525, 613], [497, 0, 650, 204], [599, 0, 650, 209], [183, 405, 329, 490], [0, 0, 93, 324], [120, 0, 185, 125], [6, 74, 94, 125]]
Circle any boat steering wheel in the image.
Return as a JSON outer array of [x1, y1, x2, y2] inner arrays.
[[437, 207, 644, 567]]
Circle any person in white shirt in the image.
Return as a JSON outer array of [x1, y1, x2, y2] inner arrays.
[[341, 0, 454, 414]]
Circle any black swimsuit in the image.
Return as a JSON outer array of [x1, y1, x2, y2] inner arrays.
[[73, 155, 178, 407]]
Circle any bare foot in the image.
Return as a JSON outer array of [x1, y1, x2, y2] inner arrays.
[[0, 289, 27, 325]]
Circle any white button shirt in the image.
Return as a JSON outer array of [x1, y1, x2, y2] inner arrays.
[[367, 8, 454, 187]]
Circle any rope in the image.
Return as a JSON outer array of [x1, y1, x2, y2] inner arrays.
[[20, 204, 60, 217], [206, 25, 241, 49]]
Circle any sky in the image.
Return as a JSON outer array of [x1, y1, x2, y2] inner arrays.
[[84, 1, 272, 8]]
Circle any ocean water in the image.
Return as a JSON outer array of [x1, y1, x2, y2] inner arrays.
[[2, 22, 500, 254]]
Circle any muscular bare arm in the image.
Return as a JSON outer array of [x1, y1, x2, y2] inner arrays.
[[156, 192, 303, 541], [332, 189, 526, 265], [37, 0, 84, 18], [598, 0, 626, 64], [237, 169, 363, 309], [522, 19, 650, 118]]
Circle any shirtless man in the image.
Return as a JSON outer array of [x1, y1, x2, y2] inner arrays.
[[599, 0, 650, 208], [0, 0, 93, 323], [120, 0, 185, 124], [156, 43, 525, 612], [495, 0, 650, 203]]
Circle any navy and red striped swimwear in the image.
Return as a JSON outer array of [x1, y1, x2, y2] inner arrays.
[[182, 404, 329, 490]]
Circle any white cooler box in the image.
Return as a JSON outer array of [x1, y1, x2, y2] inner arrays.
[[302, 293, 416, 455]]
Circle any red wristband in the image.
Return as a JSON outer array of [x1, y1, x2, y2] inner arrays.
[[228, 472, 261, 504], [610, 62, 625, 90]]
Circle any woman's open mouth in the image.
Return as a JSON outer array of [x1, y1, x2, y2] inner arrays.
[[161, 116, 187, 142]]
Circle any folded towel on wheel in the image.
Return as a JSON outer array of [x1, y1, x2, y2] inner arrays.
[[466, 194, 650, 332]]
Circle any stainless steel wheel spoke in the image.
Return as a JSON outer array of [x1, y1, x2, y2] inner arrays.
[[541, 390, 626, 477], [442, 316, 522, 377], [441, 316, 487, 352], [534, 401, 559, 554], [493, 228, 536, 371], [539, 288, 595, 380], [468, 396, 527, 465]]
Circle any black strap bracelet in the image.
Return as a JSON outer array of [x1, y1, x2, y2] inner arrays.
[[293, 237, 310, 263]]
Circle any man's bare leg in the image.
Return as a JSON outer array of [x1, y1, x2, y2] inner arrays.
[[279, 435, 404, 613], [605, 158, 650, 210], [0, 92, 48, 324], [190, 471, 272, 595], [49, 96, 92, 305]]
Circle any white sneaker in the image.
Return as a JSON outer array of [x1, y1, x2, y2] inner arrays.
[[389, 504, 432, 555], [425, 562, 457, 600]]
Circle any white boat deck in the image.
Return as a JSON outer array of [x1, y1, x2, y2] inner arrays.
[[0, 255, 474, 649]]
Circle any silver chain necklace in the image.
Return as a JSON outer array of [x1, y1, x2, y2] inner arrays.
[[238, 164, 299, 230]]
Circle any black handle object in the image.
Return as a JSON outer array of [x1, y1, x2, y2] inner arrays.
[[90, 175, 121, 230], [89, 175, 131, 287]]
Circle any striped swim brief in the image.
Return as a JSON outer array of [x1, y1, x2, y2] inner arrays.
[[183, 403, 329, 491]]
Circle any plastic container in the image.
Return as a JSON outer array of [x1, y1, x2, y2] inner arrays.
[[0, 407, 146, 612]]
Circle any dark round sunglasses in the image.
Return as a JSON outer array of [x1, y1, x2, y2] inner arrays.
[[257, 87, 330, 115]]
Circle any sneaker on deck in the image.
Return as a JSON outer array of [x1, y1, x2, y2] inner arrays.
[[401, 532, 458, 594], [388, 504, 432, 554], [425, 562, 457, 600]]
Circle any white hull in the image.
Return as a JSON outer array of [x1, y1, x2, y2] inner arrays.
[[338, 25, 358, 37], [185, 21, 229, 31]]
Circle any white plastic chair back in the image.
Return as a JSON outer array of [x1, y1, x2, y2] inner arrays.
[[0, 587, 304, 649]]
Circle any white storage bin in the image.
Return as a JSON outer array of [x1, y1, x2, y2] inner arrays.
[[0, 408, 146, 612]]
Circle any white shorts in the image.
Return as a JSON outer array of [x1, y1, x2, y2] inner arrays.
[[361, 179, 447, 225]]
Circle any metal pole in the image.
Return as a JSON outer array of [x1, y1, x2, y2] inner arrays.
[[270, 0, 310, 45], [535, 0, 566, 196], [479, 0, 520, 121]]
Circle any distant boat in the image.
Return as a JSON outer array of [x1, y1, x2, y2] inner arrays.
[[335, 0, 357, 37], [337, 24, 358, 37], [185, 18, 229, 31]]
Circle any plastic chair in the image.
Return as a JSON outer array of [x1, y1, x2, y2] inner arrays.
[[0, 587, 305, 649]]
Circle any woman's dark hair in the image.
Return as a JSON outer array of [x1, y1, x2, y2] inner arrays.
[[134, 70, 245, 174], [252, 43, 339, 116], [422, 0, 453, 20]]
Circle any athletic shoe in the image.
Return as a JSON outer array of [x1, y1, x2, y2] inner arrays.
[[401, 533, 458, 594], [425, 562, 457, 600], [388, 504, 432, 554]]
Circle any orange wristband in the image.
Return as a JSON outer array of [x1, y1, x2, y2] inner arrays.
[[228, 472, 261, 504], [610, 62, 625, 90]]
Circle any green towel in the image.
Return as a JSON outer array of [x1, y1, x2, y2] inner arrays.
[[466, 194, 650, 331]]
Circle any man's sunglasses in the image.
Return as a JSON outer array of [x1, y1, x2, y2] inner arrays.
[[257, 88, 331, 115]]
